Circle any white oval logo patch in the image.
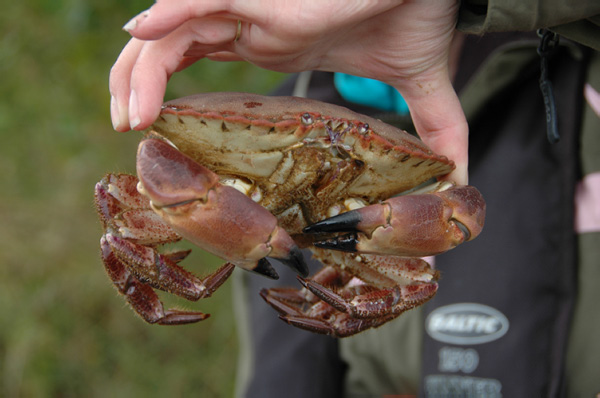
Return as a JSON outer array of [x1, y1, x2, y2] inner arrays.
[[425, 303, 509, 345]]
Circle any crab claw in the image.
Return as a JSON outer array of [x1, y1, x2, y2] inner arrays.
[[136, 138, 308, 277], [304, 183, 485, 257]]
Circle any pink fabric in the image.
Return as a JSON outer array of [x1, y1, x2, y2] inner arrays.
[[574, 172, 600, 233], [584, 83, 600, 118]]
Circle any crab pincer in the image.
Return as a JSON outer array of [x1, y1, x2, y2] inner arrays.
[[136, 138, 308, 279], [304, 182, 486, 257]]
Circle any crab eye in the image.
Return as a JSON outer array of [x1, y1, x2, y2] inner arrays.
[[301, 113, 314, 125], [358, 123, 369, 135]]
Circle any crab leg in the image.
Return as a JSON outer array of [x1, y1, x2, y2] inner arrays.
[[95, 174, 236, 322], [283, 312, 397, 338], [96, 174, 219, 295], [260, 265, 353, 314], [103, 232, 234, 300], [298, 276, 437, 319], [260, 266, 364, 337], [304, 183, 485, 257], [95, 174, 149, 216], [261, 256, 437, 337], [136, 138, 308, 278], [100, 235, 231, 325]]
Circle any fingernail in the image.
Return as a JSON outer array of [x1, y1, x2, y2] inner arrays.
[[110, 96, 120, 130], [129, 89, 141, 129], [123, 9, 150, 32]]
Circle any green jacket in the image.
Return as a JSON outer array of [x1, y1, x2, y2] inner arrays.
[[458, 0, 600, 51]]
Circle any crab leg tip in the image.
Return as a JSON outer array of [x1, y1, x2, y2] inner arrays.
[[303, 211, 362, 234], [250, 258, 280, 280], [278, 315, 290, 323], [158, 311, 211, 325], [278, 247, 309, 277], [296, 275, 308, 288], [313, 233, 358, 253]]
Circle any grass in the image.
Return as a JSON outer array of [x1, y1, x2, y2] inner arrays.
[[0, 1, 287, 396]]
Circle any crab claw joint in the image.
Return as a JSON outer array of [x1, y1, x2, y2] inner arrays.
[[136, 138, 308, 277], [305, 185, 485, 257]]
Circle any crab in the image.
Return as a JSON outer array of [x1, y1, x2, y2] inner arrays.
[[94, 92, 485, 337]]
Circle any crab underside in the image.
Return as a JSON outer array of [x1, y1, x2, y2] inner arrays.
[[95, 92, 485, 337]]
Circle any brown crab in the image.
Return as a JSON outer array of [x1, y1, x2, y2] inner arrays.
[[94, 92, 485, 337]]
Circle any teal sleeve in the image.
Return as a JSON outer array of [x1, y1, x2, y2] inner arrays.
[[333, 73, 410, 115]]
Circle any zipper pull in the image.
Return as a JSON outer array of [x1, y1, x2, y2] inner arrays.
[[537, 29, 561, 144]]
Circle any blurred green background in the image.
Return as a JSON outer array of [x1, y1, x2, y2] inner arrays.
[[0, 1, 287, 396]]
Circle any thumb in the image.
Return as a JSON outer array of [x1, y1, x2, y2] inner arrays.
[[400, 74, 468, 185]]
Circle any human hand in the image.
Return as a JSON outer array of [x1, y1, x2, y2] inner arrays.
[[109, 0, 468, 183]]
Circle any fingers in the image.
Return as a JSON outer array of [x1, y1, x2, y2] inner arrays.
[[204, 51, 245, 62], [109, 17, 240, 131], [122, 0, 260, 40], [109, 39, 144, 132], [399, 71, 469, 185]]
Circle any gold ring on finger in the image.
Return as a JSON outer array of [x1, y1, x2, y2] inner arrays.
[[234, 20, 242, 42]]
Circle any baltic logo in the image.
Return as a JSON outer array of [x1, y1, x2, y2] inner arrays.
[[425, 303, 509, 345]]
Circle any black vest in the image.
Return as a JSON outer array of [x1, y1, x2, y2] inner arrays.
[[420, 34, 586, 397]]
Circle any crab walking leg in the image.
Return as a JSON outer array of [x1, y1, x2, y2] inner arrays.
[[298, 276, 437, 319], [305, 184, 486, 257], [104, 233, 235, 300], [136, 138, 308, 278], [260, 265, 354, 314], [283, 311, 399, 338], [95, 173, 150, 224], [278, 298, 387, 338], [279, 281, 427, 338], [260, 266, 366, 337], [264, 253, 437, 323], [96, 173, 235, 304], [95, 176, 181, 245], [261, 258, 436, 337], [313, 250, 439, 287], [100, 236, 220, 325]]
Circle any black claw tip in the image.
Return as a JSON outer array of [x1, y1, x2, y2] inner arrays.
[[278, 247, 309, 277], [251, 258, 279, 280], [313, 233, 358, 252], [303, 211, 362, 234]]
